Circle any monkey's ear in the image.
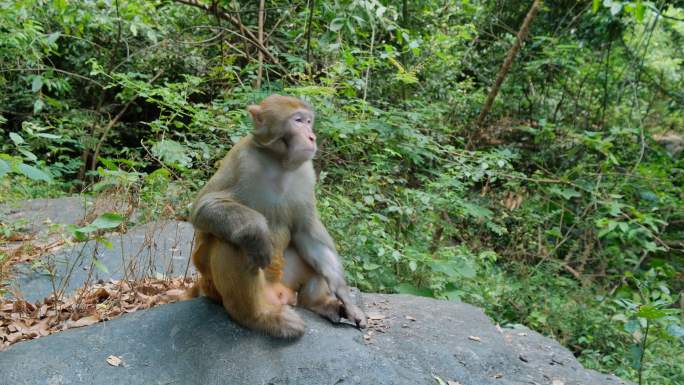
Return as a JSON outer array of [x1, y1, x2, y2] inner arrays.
[[247, 105, 263, 126]]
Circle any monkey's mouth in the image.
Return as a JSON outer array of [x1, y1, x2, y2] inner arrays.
[[286, 150, 316, 167]]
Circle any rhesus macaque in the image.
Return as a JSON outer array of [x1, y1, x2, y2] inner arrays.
[[189, 94, 366, 338]]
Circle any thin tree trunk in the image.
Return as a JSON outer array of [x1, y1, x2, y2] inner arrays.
[[475, 0, 542, 127], [362, 24, 375, 103], [256, 0, 265, 89], [305, 0, 315, 66], [89, 70, 164, 174]]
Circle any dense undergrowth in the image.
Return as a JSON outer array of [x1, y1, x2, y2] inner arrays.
[[1, 1, 683, 383]]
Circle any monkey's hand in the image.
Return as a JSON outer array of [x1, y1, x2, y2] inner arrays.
[[340, 299, 367, 329], [331, 283, 367, 329], [234, 227, 274, 269]]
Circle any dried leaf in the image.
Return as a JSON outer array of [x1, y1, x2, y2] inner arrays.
[[367, 313, 386, 320], [468, 336, 481, 342], [106, 355, 123, 367], [6, 332, 23, 343], [66, 315, 100, 329], [405, 315, 416, 321]]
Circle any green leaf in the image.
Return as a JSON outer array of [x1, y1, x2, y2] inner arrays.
[[33, 99, 45, 113], [0, 158, 10, 177], [460, 201, 492, 219], [624, 319, 640, 333], [610, 2, 622, 15], [629, 343, 642, 369], [330, 18, 345, 32], [90, 212, 124, 230], [666, 324, 684, 338], [593, 0, 601, 13], [18, 148, 37, 162], [34, 133, 61, 139], [31, 76, 43, 93], [396, 283, 433, 297], [432, 374, 447, 385], [549, 186, 581, 200], [635, 305, 667, 320], [46, 32, 61, 44], [93, 258, 109, 274], [9, 132, 24, 145], [16, 163, 52, 182], [151, 139, 191, 168], [635, 1, 645, 22]]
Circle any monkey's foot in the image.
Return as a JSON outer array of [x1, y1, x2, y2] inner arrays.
[[257, 306, 306, 339], [340, 301, 367, 329], [308, 298, 367, 329]]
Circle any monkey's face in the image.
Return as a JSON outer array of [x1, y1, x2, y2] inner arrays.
[[248, 95, 317, 170], [279, 108, 317, 169]]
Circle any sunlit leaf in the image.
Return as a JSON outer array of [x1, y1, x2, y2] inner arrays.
[[9, 132, 24, 145], [667, 324, 684, 338], [0, 158, 10, 177], [17, 163, 52, 182], [90, 212, 124, 230]]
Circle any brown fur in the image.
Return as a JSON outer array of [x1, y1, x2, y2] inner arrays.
[[188, 95, 366, 338]]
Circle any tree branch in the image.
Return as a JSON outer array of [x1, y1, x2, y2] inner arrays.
[[475, 0, 542, 127]]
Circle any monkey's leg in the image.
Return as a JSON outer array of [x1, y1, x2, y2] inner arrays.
[[282, 247, 344, 324], [188, 232, 220, 301], [210, 241, 305, 338]]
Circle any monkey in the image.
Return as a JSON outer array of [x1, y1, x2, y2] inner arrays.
[[189, 94, 367, 338]]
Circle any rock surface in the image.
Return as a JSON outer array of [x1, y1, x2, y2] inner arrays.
[[1, 196, 89, 236], [8, 220, 195, 302], [1, 197, 631, 385], [0, 294, 629, 385]]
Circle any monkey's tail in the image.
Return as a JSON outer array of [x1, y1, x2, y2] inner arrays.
[[158, 283, 200, 303], [183, 283, 201, 300]]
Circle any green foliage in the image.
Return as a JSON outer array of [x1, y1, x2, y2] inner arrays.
[[0, 1, 682, 383]]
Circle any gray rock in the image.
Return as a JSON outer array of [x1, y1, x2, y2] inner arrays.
[[1, 196, 89, 236], [8, 220, 195, 302], [0, 294, 630, 385]]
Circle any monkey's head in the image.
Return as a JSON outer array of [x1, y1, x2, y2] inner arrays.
[[247, 94, 317, 170]]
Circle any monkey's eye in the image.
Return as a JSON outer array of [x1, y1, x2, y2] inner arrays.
[[295, 117, 303, 123]]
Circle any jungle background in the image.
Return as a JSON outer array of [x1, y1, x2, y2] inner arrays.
[[0, 0, 683, 383]]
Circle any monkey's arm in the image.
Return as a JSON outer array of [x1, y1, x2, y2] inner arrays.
[[293, 216, 367, 328], [191, 191, 273, 268]]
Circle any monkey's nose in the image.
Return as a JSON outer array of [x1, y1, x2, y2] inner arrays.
[[308, 134, 316, 142]]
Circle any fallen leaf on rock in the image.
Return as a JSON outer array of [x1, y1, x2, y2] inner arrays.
[[551, 380, 564, 385], [0, 277, 194, 350], [431, 374, 446, 385], [468, 336, 481, 342], [6, 332, 23, 343], [405, 315, 416, 321], [66, 315, 100, 329], [106, 355, 123, 367], [367, 313, 385, 320], [447, 381, 463, 385]]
